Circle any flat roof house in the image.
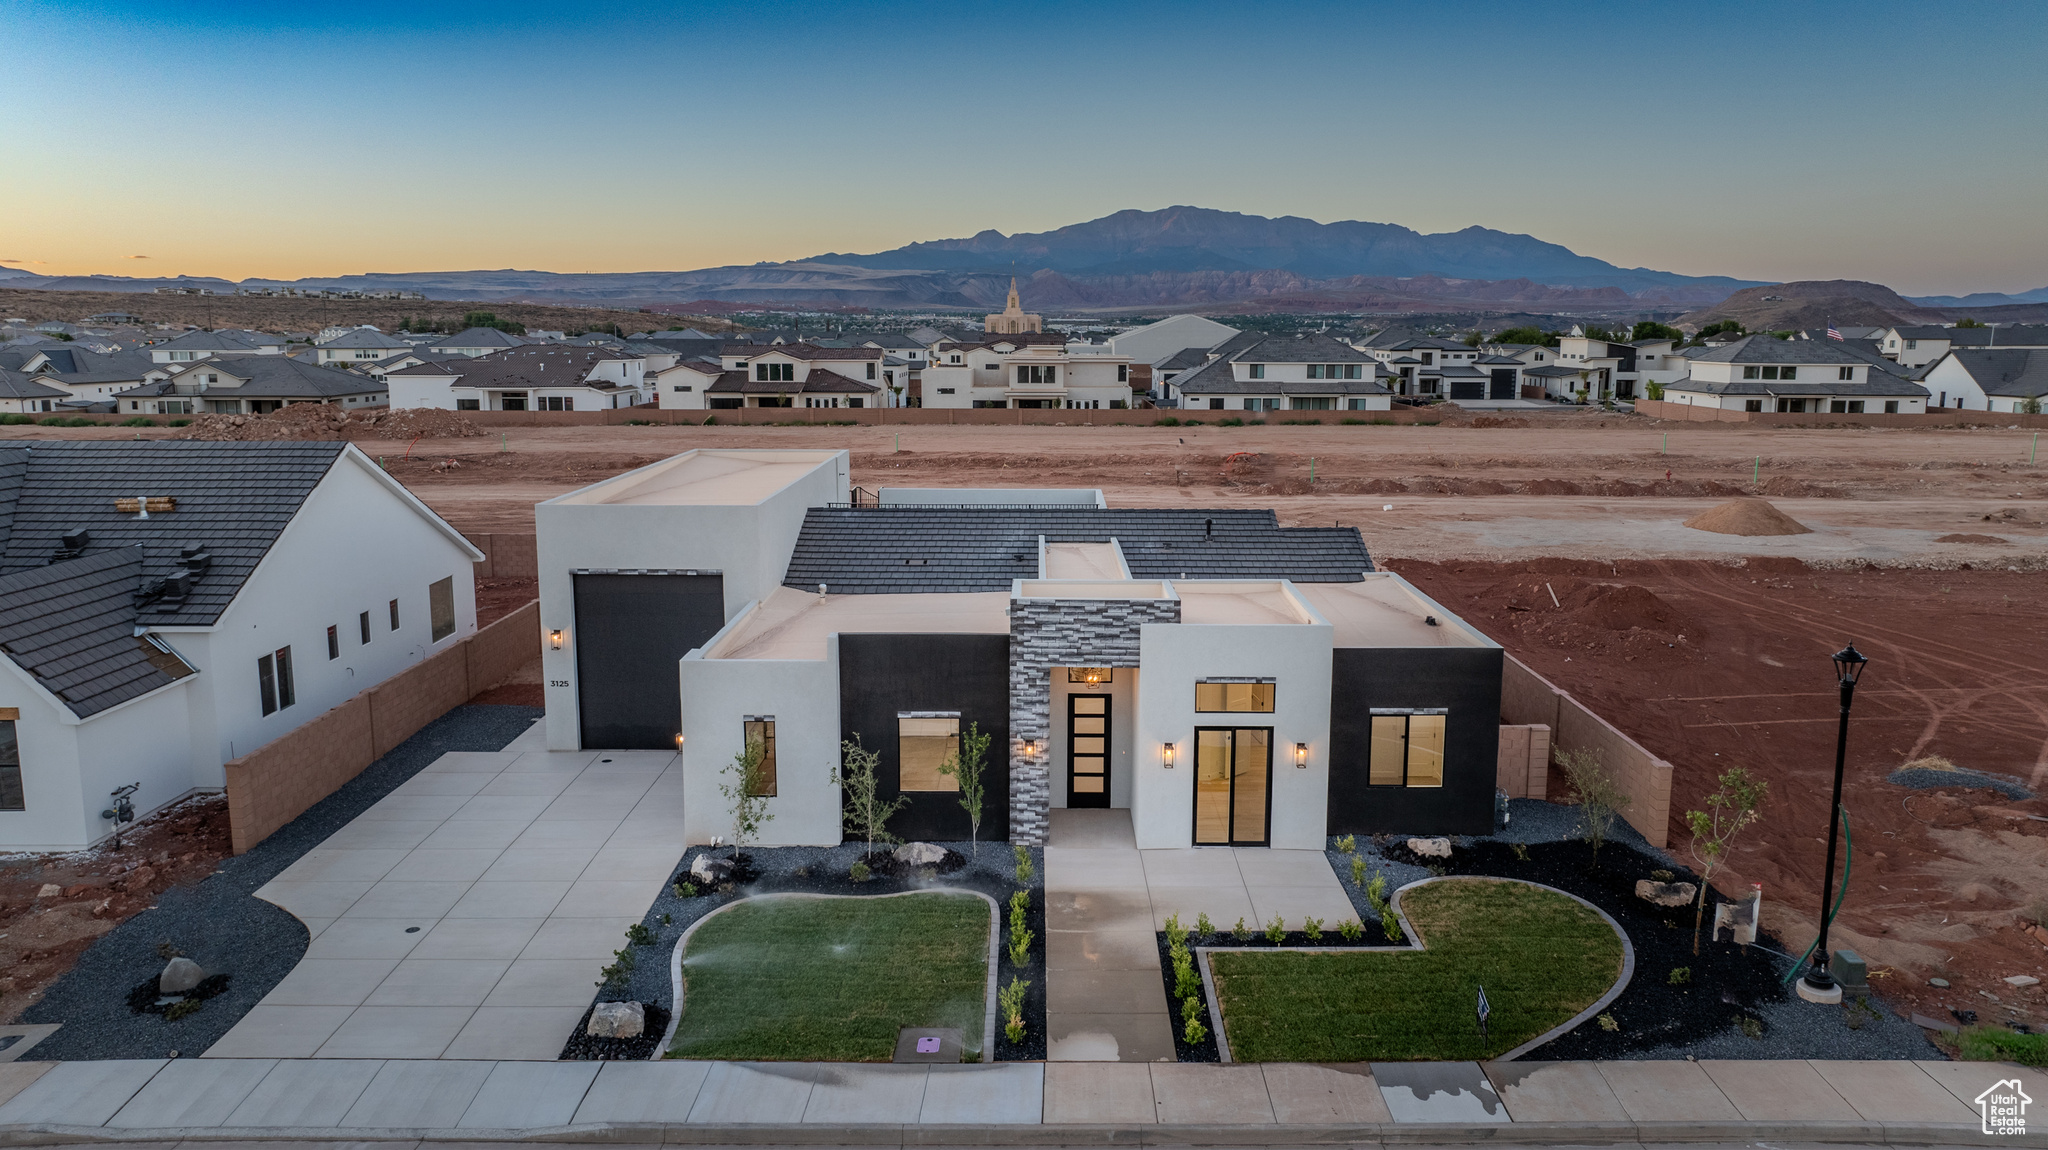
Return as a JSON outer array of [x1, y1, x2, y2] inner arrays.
[[1661, 335, 1930, 414], [0, 441, 482, 850], [536, 451, 1503, 853]]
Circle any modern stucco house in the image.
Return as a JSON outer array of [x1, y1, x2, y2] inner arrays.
[[535, 450, 1503, 853], [0, 441, 482, 850]]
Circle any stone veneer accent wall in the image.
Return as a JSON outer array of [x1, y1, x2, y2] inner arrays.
[[1007, 597, 1181, 844]]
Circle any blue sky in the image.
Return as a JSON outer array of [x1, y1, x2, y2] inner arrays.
[[2, 0, 2043, 293]]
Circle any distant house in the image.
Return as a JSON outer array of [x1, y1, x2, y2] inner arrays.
[[1660, 335, 1929, 413], [85, 311, 144, 325], [0, 440, 482, 851], [1918, 348, 2048, 413], [11, 347, 155, 409], [919, 337, 1130, 409], [1108, 314, 1242, 367], [0, 370, 70, 414], [1877, 323, 2048, 369], [386, 346, 649, 411], [649, 357, 727, 409], [428, 327, 531, 357], [1355, 326, 1492, 399], [313, 328, 412, 366], [147, 329, 286, 364], [1172, 332, 1394, 412], [665, 343, 885, 410], [117, 357, 387, 415]]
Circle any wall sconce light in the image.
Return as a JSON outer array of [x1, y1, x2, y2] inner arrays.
[[1162, 742, 1177, 769], [675, 732, 685, 750], [548, 629, 565, 650], [1020, 737, 1041, 757], [1294, 742, 1309, 769]]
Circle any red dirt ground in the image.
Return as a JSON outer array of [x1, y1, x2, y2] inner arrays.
[[1395, 557, 2048, 1029]]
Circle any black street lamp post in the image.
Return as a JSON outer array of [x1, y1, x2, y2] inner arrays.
[[1801, 642, 1867, 1001]]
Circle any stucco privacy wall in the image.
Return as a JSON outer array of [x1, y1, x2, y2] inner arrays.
[[1007, 596, 1180, 845], [1500, 655, 1671, 848], [223, 600, 540, 854]]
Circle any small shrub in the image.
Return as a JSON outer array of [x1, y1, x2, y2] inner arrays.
[[1164, 912, 1188, 950], [1216, 416, 1243, 426], [1365, 872, 1388, 909], [1182, 1009, 1209, 1045], [1195, 911, 1213, 938], [1302, 916, 1323, 942], [1651, 868, 1674, 881], [0, 414, 33, 425], [1381, 904, 1402, 941], [1008, 890, 1033, 966], [1013, 843, 1035, 883], [1231, 917, 1249, 941], [623, 418, 655, 426], [1737, 1015, 1764, 1039], [1597, 1012, 1619, 1032], [1337, 918, 1363, 942], [1264, 914, 1286, 945], [1173, 950, 1199, 998], [1350, 855, 1367, 887], [1334, 834, 1356, 855], [672, 880, 698, 898], [1155, 416, 1181, 427], [660, 913, 671, 925], [596, 946, 635, 990], [1957, 1024, 2048, 1067], [119, 416, 155, 427], [164, 998, 202, 1021], [849, 860, 871, 882], [1668, 966, 1692, 985], [1509, 842, 1530, 862], [1000, 976, 1030, 1043], [1426, 863, 1447, 877], [623, 922, 654, 946], [168, 418, 191, 427]]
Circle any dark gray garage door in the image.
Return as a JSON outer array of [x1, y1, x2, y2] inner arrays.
[[1490, 369, 1518, 399], [573, 572, 725, 749], [1449, 379, 1485, 400]]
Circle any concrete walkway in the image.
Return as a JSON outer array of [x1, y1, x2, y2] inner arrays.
[[207, 724, 684, 1061], [0, 1056, 2019, 1141], [1043, 809, 1355, 1063]]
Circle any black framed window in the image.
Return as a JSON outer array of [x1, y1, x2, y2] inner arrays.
[[359, 610, 371, 644], [898, 713, 960, 792], [327, 625, 339, 660], [1367, 709, 1445, 787], [0, 716, 22, 811], [388, 598, 400, 631], [742, 717, 777, 797], [258, 652, 278, 715], [1194, 680, 1275, 713]]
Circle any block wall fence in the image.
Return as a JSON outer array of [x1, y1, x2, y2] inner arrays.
[[222, 600, 540, 854], [1500, 655, 1672, 848]]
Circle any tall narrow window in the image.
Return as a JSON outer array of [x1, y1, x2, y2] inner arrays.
[[429, 577, 456, 642], [258, 653, 278, 716], [327, 625, 339, 660], [1366, 710, 1445, 787], [742, 717, 777, 796], [898, 713, 960, 792], [359, 610, 371, 644], [388, 598, 400, 631], [0, 714, 22, 811], [1194, 680, 1276, 712], [275, 646, 295, 710]]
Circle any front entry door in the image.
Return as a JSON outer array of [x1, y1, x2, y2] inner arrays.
[[1066, 694, 1111, 808], [1193, 727, 1271, 846]]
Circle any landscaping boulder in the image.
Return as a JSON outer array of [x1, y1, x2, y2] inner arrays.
[[894, 841, 948, 866], [1635, 880, 1697, 908], [587, 1001, 645, 1039], [688, 855, 733, 884], [1406, 837, 1452, 858], [159, 957, 208, 994]]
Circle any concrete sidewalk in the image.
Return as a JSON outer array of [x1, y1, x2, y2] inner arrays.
[[1, 1056, 2026, 1143]]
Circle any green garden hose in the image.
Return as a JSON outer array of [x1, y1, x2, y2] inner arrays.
[[1781, 805, 1851, 984]]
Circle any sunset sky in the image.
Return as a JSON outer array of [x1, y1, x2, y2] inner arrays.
[[2, 0, 2043, 295]]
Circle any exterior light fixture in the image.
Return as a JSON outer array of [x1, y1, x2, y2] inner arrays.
[[1294, 742, 1309, 768], [1801, 642, 1869, 1004], [675, 732, 685, 750], [1021, 737, 1041, 757], [1084, 670, 1102, 686], [548, 629, 565, 650], [1162, 742, 1176, 769]]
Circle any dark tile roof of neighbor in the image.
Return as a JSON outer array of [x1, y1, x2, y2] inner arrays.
[[1893, 324, 2048, 347], [0, 547, 197, 718], [0, 369, 69, 399], [0, 440, 347, 628], [1690, 335, 1889, 366], [1946, 348, 2048, 397], [432, 327, 529, 348], [784, 507, 1372, 594], [386, 347, 633, 390], [122, 357, 385, 399]]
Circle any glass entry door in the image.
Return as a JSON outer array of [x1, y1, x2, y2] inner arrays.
[[1066, 694, 1111, 808], [1193, 727, 1270, 846]]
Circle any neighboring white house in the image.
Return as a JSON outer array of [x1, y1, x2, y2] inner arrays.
[[1659, 334, 1929, 413], [385, 347, 649, 411], [117, 357, 387, 415], [429, 327, 531, 357], [314, 327, 414, 366], [1918, 348, 2048, 413], [10, 347, 155, 408], [667, 343, 885, 410], [0, 440, 483, 851], [651, 357, 729, 410], [918, 338, 1134, 409], [147, 329, 286, 364], [1106, 314, 1241, 366], [1355, 326, 1492, 399], [1172, 332, 1394, 412], [0, 370, 70, 414], [1878, 323, 2048, 369]]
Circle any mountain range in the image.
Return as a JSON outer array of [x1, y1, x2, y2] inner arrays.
[[0, 206, 2032, 316]]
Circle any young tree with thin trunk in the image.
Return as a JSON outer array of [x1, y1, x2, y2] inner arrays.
[[839, 735, 907, 856], [1685, 766, 1768, 955], [718, 735, 774, 860], [937, 721, 992, 861], [1556, 747, 1629, 866]]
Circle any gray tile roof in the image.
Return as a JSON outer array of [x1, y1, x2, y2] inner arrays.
[[1689, 335, 1890, 366], [1357, 325, 1465, 351], [1169, 353, 1392, 397], [0, 440, 348, 627], [1943, 348, 2048, 397], [0, 369, 68, 400], [386, 347, 634, 391], [1232, 333, 1374, 364], [0, 546, 197, 718], [783, 507, 1373, 594], [431, 327, 529, 349], [1155, 347, 1213, 371], [315, 328, 410, 349], [1664, 373, 1930, 398], [1893, 324, 2048, 347], [124, 357, 385, 400], [153, 330, 282, 353]]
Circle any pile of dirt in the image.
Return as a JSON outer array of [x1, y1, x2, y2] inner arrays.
[[169, 403, 354, 441], [1682, 497, 1812, 536], [356, 407, 484, 439], [1936, 533, 2008, 545]]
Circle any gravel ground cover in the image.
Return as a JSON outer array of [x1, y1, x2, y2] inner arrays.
[[19, 704, 542, 1060], [575, 840, 1045, 1062], [1324, 798, 1938, 1061]]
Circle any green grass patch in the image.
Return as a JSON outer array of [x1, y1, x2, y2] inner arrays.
[[1210, 878, 1623, 1062], [1958, 1024, 2048, 1067], [668, 891, 989, 1061]]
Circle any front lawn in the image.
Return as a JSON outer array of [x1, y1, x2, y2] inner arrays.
[[668, 890, 991, 1061], [1209, 878, 1623, 1062]]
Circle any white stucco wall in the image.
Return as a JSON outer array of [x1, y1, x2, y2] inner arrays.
[[0, 662, 199, 852], [677, 633, 842, 847], [1130, 619, 1333, 850]]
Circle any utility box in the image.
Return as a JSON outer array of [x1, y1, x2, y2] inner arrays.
[[1833, 948, 1870, 999]]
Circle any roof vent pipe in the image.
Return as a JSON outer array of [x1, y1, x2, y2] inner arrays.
[[1205, 518, 1213, 537]]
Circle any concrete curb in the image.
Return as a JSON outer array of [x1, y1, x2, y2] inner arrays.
[[0, 1118, 2035, 1146]]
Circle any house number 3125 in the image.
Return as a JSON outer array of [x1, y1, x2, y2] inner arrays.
[[549, 680, 569, 687]]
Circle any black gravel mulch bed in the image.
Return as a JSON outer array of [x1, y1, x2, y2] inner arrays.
[[1159, 918, 1407, 1062], [575, 841, 1046, 1062], [125, 973, 231, 1016], [22, 705, 543, 1061], [559, 1001, 672, 1060]]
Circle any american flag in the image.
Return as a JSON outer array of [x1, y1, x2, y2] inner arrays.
[[1826, 325, 1843, 341]]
